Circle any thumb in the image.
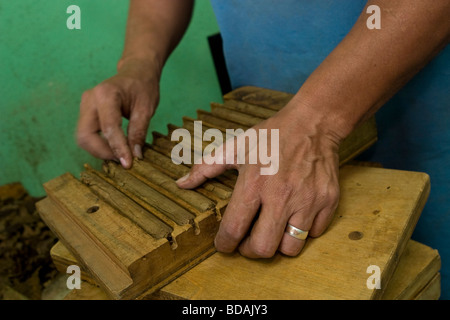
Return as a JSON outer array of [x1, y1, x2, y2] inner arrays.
[[176, 162, 228, 189]]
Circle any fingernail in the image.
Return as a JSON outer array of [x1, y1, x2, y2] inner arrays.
[[119, 157, 129, 168], [134, 144, 143, 159], [176, 173, 190, 184]]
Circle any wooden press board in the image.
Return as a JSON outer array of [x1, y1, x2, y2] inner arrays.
[[57, 239, 440, 300], [157, 165, 431, 300], [52, 165, 432, 300]]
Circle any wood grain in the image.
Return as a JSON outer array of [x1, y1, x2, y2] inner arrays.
[[50, 164, 436, 300], [159, 166, 430, 300], [53, 239, 441, 300], [382, 240, 441, 300]]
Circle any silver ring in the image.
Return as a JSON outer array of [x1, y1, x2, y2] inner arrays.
[[285, 224, 309, 240]]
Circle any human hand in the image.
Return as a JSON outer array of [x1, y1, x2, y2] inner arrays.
[[176, 101, 341, 258], [76, 58, 161, 168]]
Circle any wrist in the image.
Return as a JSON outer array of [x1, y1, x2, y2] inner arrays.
[[117, 53, 163, 83], [277, 96, 350, 149]]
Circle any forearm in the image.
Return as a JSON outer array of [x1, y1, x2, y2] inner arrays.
[[287, 0, 450, 142], [118, 0, 194, 77]]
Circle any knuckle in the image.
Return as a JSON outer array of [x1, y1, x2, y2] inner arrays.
[[76, 134, 90, 150], [95, 82, 115, 94], [94, 82, 121, 102], [329, 185, 340, 202], [317, 184, 329, 199], [140, 107, 153, 121], [220, 221, 244, 243], [277, 183, 294, 200], [214, 241, 229, 253], [317, 183, 339, 205], [188, 165, 205, 181], [251, 242, 276, 258], [129, 128, 148, 142], [102, 126, 116, 140]]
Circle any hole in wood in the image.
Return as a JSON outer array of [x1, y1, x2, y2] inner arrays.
[[86, 205, 99, 214], [348, 231, 364, 240], [167, 235, 178, 250]]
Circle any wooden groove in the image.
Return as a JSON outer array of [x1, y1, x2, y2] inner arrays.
[[143, 145, 233, 201], [129, 159, 216, 215], [80, 169, 172, 239], [181, 117, 245, 141], [102, 161, 195, 227], [43, 173, 156, 274], [197, 110, 248, 130], [149, 135, 238, 189], [210, 102, 264, 127], [222, 99, 277, 119], [84, 164, 180, 233]]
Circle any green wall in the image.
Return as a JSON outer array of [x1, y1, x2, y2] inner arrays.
[[0, 0, 222, 196]]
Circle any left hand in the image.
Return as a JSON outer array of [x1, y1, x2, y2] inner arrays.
[[176, 100, 342, 258]]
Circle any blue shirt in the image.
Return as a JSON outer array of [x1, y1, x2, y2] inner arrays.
[[211, 0, 450, 299]]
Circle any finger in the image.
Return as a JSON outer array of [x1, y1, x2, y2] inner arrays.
[[127, 97, 154, 159], [97, 94, 133, 169], [309, 201, 338, 238], [238, 201, 287, 258], [176, 162, 228, 189], [277, 210, 316, 257], [77, 92, 115, 159], [278, 182, 339, 256], [176, 137, 237, 189], [214, 174, 261, 253]]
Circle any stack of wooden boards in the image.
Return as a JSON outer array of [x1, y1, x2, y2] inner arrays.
[[37, 86, 441, 300]]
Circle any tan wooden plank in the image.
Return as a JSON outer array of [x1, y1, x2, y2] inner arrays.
[[43, 173, 159, 270], [50, 241, 98, 285], [54, 238, 441, 300], [382, 240, 441, 300], [64, 281, 110, 300], [51, 166, 433, 300], [159, 166, 430, 300], [37, 197, 134, 299], [338, 117, 378, 165], [413, 273, 441, 300]]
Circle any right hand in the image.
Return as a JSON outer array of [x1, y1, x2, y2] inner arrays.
[[76, 58, 161, 168]]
